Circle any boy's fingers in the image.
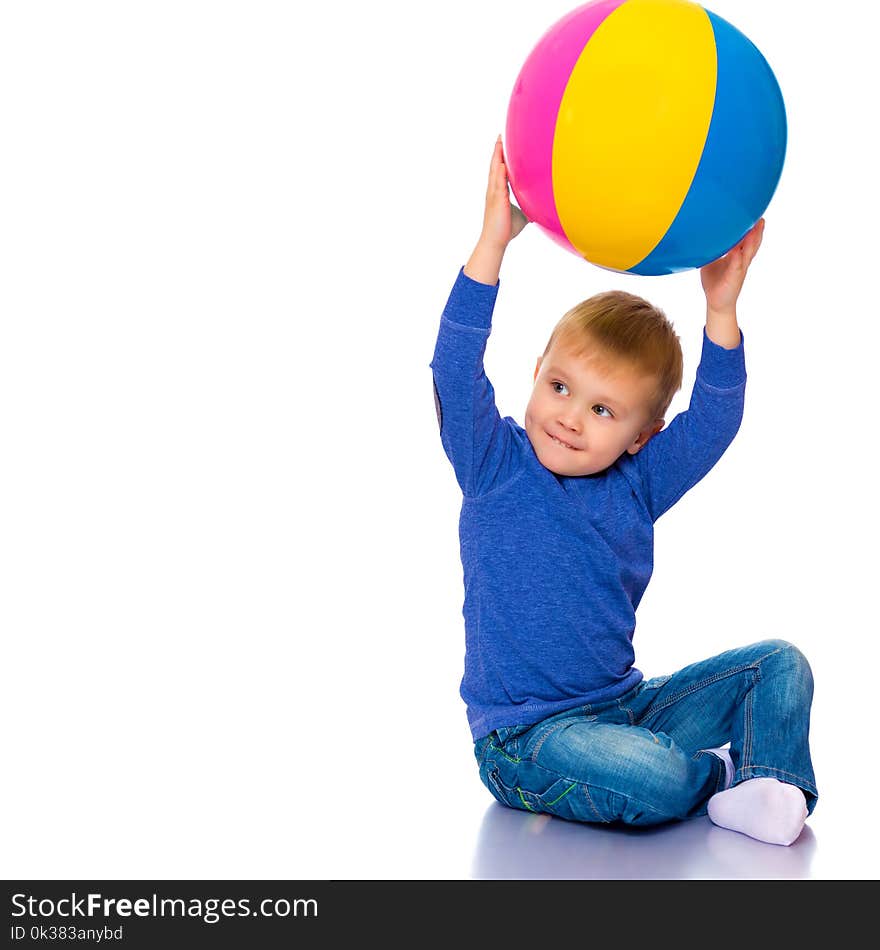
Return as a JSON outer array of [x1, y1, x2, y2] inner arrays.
[[747, 222, 764, 259], [749, 218, 765, 249], [486, 136, 512, 202], [489, 139, 505, 185]]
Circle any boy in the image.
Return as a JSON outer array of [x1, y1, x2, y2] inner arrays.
[[430, 136, 817, 846]]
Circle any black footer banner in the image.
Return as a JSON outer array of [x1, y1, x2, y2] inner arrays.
[[2, 879, 865, 947]]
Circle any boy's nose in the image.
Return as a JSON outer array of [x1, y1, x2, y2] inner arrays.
[[559, 413, 582, 434]]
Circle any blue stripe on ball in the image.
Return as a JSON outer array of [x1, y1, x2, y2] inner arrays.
[[630, 8, 787, 276]]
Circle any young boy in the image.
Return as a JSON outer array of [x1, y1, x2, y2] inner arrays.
[[430, 136, 817, 846]]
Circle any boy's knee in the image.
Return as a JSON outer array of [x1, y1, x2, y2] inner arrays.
[[756, 638, 813, 697], [761, 638, 811, 670]]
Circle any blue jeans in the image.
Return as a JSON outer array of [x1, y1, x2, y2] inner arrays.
[[474, 639, 817, 826]]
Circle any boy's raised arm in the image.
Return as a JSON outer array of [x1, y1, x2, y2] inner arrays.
[[464, 135, 528, 286], [633, 219, 764, 520], [430, 136, 529, 497]]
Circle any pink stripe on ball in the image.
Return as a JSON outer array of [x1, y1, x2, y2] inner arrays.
[[505, 0, 626, 254]]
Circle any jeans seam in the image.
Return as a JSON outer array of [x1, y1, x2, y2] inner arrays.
[[743, 675, 755, 767], [617, 696, 636, 725], [546, 782, 578, 806], [529, 719, 573, 762], [516, 787, 537, 812], [750, 644, 788, 673], [638, 645, 784, 722], [638, 663, 752, 719], [581, 783, 610, 823], [587, 782, 670, 821], [488, 740, 520, 764]]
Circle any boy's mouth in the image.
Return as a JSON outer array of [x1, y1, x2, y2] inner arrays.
[[548, 431, 580, 451]]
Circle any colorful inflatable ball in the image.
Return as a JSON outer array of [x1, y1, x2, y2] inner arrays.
[[504, 0, 787, 275]]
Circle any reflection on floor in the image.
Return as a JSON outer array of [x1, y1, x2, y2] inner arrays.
[[472, 802, 817, 879]]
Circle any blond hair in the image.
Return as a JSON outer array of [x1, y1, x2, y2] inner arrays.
[[543, 290, 683, 419]]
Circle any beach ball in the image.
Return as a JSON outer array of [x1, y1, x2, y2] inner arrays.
[[504, 0, 786, 275]]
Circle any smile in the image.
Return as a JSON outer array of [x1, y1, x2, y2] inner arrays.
[[548, 433, 579, 450]]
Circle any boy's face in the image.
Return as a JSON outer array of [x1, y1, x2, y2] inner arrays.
[[524, 339, 665, 477]]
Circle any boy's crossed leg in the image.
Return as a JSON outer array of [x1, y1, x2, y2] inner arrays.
[[626, 639, 816, 846], [480, 639, 816, 847]]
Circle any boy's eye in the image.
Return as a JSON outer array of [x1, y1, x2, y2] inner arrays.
[[592, 405, 613, 418], [551, 381, 569, 395]]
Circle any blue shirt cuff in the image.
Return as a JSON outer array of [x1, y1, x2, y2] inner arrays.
[[697, 326, 746, 390], [440, 266, 500, 331]]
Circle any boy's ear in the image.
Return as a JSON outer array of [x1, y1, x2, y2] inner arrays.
[[627, 419, 665, 455], [533, 356, 543, 382]]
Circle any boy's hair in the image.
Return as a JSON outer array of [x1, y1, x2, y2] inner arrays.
[[542, 290, 683, 420]]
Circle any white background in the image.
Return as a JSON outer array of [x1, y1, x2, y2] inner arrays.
[[1, 0, 877, 880]]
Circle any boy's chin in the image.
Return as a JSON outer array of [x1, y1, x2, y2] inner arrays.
[[526, 425, 613, 476], [537, 451, 608, 478]]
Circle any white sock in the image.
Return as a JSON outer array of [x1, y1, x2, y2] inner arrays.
[[707, 777, 808, 846]]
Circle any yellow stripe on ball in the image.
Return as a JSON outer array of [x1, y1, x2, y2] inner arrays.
[[553, 0, 718, 271]]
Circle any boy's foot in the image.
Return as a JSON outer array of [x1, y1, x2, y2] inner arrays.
[[707, 777, 807, 846]]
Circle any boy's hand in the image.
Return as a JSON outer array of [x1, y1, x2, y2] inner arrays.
[[700, 218, 765, 314], [479, 135, 529, 251], [464, 136, 529, 285]]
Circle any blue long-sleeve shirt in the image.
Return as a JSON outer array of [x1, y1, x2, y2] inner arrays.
[[430, 267, 747, 742]]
